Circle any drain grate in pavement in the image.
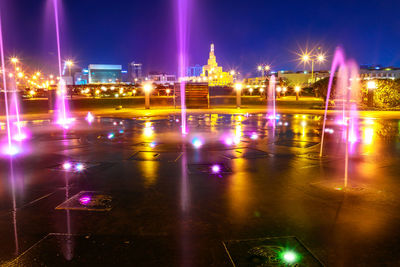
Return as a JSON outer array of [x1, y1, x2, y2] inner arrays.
[[223, 236, 323, 266], [130, 151, 182, 162], [55, 191, 112, 211], [222, 148, 269, 159], [275, 140, 319, 148], [6, 233, 173, 266], [188, 163, 231, 174]]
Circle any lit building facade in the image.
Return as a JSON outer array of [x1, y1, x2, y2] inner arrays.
[[359, 66, 400, 80], [149, 74, 176, 85], [88, 64, 122, 84], [187, 64, 202, 77], [129, 62, 143, 83], [200, 44, 233, 86]]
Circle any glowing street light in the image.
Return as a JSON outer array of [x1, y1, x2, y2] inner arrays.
[[10, 57, 18, 64], [299, 49, 326, 83], [294, 86, 301, 101], [234, 83, 243, 109], [367, 80, 377, 89], [276, 86, 282, 98], [166, 89, 171, 96], [257, 64, 271, 78], [143, 83, 153, 109]]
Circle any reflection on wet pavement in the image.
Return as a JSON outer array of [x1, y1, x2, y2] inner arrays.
[[0, 113, 399, 266]]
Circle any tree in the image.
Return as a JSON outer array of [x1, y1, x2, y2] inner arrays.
[[363, 80, 400, 108], [312, 77, 337, 102]]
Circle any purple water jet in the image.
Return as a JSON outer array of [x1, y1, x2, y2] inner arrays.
[[0, 14, 17, 155], [267, 75, 276, 120], [319, 47, 361, 188], [176, 0, 191, 134], [52, 0, 70, 128]]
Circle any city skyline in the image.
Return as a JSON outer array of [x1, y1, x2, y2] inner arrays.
[[2, 0, 400, 75]]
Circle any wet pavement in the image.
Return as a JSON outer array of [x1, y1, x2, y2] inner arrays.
[[0, 112, 400, 266]]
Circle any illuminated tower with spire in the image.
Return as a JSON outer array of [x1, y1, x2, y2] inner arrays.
[[201, 43, 233, 86]]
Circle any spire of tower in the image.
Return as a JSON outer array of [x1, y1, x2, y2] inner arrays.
[[211, 43, 214, 52]]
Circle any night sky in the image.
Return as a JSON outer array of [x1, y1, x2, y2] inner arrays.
[[2, 0, 400, 76]]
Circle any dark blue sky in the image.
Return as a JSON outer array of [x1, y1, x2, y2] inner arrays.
[[3, 0, 400, 76]]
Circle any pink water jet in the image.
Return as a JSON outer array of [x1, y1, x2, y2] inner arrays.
[[0, 14, 17, 156], [52, 0, 71, 128], [319, 47, 361, 188], [177, 0, 191, 134], [267, 75, 276, 120]]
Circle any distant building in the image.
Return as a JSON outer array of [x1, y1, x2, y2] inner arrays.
[[200, 43, 233, 86], [187, 64, 202, 77], [128, 62, 143, 83], [121, 70, 129, 83], [74, 71, 88, 85], [88, 64, 122, 84], [148, 73, 176, 85], [359, 66, 400, 80], [277, 70, 330, 87]]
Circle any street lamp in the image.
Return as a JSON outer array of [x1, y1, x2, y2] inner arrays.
[[143, 83, 153, 109], [299, 51, 326, 84], [166, 89, 171, 96], [276, 86, 282, 98], [366, 80, 377, 107], [282, 87, 287, 96], [234, 83, 243, 109], [294, 86, 301, 101], [257, 64, 271, 78]]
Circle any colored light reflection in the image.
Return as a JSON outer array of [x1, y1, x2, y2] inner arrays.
[[192, 138, 203, 149], [3, 145, 19, 156], [250, 133, 258, 140], [282, 251, 297, 263], [13, 133, 27, 141], [108, 133, 115, 139], [63, 162, 72, 170], [79, 195, 91, 205], [143, 121, 154, 138], [75, 163, 84, 171], [86, 112, 94, 124], [211, 164, 221, 174]]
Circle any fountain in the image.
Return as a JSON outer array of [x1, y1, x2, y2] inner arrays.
[[267, 75, 276, 120], [177, 0, 191, 134], [52, 0, 71, 128], [319, 47, 361, 188], [0, 14, 19, 155]]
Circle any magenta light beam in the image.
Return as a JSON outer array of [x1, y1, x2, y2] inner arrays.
[[177, 0, 191, 134], [53, 0, 69, 127], [319, 47, 346, 157], [0, 14, 14, 155]]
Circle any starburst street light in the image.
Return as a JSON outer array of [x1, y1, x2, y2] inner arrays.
[[298, 48, 326, 83], [257, 64, 271, 78]]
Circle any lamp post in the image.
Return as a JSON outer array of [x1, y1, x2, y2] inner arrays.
[[235, 83, 242, 109], [144, 83, 152, 109], [257, 64, 271, 78], [276, 86, 282, 98], [300, 52, 325, 84], [366, 80, 376, 107], [282, 86, 287, 97], [294, 86, 301, 101]]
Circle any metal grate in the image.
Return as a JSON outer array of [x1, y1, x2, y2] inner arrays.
[[223, 236, 323, 266], [55, 191, 112, 211]]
